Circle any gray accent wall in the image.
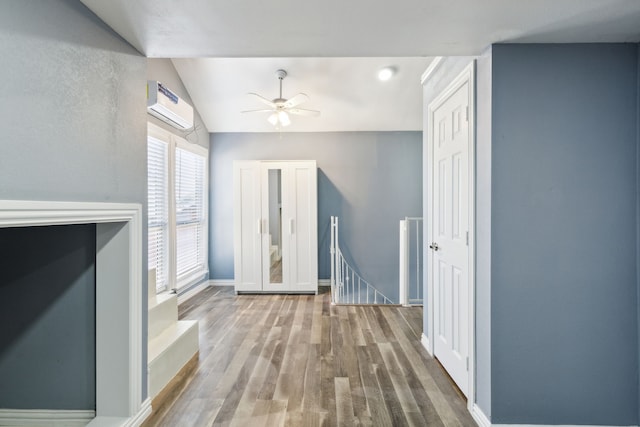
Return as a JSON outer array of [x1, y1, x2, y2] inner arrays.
[[0, 225, 96, 410], [637, 43, 640, 426], [0, 0, 148, 405], [488, 44, 639, 425], [209, 132, 422, 301], [428, 46, 640, 424]]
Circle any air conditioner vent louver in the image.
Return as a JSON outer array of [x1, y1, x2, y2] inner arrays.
[[147, 81, 194, 130]]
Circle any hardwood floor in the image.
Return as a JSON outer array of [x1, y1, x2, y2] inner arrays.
[[143, 286, 476, 427]]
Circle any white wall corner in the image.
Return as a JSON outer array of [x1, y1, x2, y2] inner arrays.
[[421, 56, 444, 85], [123, 397, 152, 427], [420, 333, 433, 356], [471, 404, 491, 427]]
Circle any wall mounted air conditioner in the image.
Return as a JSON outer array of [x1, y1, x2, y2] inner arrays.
[[147, 80, 194, 130]]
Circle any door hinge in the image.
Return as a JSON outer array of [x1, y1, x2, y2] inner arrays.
[[466, 357, 469, 370], [466, 231, 469, 246], [465, 106, 469, 122]]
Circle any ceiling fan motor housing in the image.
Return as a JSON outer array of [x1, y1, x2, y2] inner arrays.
[[242, 68, 320, 123]]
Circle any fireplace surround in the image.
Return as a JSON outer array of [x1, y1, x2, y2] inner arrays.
[[0, 200, 149, 427]]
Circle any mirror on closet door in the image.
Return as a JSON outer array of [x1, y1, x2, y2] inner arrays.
[[267, 168, 283, 284]]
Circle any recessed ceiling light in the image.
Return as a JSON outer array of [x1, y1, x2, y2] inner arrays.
[[378, 66, 396, 81]]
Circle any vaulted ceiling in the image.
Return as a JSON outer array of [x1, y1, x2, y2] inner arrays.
[[81, 0, 640, 132]]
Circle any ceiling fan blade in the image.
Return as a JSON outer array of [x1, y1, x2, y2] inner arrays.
[[288, 108, 320, 117], [241, 109, 275, 114], [284, 93, 309, 108], [248, 93, 276, 108]]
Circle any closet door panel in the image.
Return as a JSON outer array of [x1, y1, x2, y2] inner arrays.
[[233, 161, 262, 291], [262, 162, 288, 292], [290, 162, 317, 291]]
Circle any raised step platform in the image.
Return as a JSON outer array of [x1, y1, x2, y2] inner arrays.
[[148, 293, 178, 340], [148, 320, 199, 398], [147, 268, 200, 400]]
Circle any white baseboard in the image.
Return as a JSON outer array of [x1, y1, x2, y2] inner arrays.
[[0, 409, 95, 426], [177, 281, 210, 305], [421, 333, 433, 357], [207, 279, 329, 288], [208, 279, 235, 287], [471, 404, 491, 427], [468, 405, 638, 427], [123, 397, 152, 427], [494, 425, 637, 427], [85, 398, 151, 427]]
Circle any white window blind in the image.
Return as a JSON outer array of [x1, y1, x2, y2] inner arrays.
[[147, 136, 169, 293], [175, 145, 207, 285]]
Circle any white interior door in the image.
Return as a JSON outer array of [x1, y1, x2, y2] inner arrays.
[[430, 77, 471, 396]]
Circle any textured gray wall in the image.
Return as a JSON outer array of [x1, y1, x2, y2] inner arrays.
[[0, 0, 148, 405], [147, 59, 210, 149], [0, 225, 96, 410], [490, 44, 639, 424], [209, 132, 422, 301]]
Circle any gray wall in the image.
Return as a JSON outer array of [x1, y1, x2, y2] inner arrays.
[[489, 44, 639, 425], [147, 59, 210, 150], [637, 43, 640, 426], [209, 131, 422, 301], [0, 225, 96, 410], [0, 0, 148, 405]]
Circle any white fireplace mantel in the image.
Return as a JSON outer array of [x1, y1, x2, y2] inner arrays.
[[0, 200, 150, 427]]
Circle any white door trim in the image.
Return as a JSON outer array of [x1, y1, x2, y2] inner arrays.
[[426, 61, 476, 410]]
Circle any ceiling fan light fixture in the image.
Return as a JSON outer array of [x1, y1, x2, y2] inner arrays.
[[378, 66, 396, 81], [278, 111, 291, 127], [267, 113, 279, 126], [244, 68, 320, 129]]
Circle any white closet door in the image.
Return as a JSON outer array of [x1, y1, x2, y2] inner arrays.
[[287, 161, 317, 291], [234, 160, 317, 294], [233, 161, 262, 291]]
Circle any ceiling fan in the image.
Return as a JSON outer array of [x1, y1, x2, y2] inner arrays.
[[242, 69, 320, 128]]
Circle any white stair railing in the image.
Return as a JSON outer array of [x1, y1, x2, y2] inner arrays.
[[330, 216, 394, 305], [399, 217, 423, 306]]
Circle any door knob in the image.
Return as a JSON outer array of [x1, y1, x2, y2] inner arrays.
[[429, 242, 439, 251]]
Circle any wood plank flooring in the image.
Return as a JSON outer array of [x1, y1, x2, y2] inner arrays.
[[143, 286, 476, 427]]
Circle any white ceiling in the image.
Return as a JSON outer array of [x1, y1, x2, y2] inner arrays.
[[172, 57, 432, 132], [81, 0, 640, 133]]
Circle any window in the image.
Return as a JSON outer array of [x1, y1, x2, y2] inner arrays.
[[175, 144, 207, 284], [147, 135, 169, 293], [147, 122, 208, 293]]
